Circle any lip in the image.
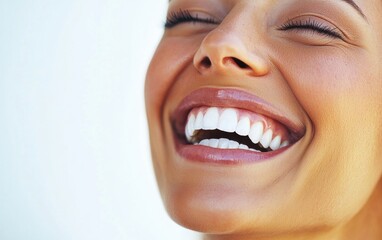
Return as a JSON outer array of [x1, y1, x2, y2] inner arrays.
[[170, 87, 306, 165]]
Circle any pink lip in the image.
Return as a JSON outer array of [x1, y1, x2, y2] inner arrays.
[[170, 87, 305, 165]]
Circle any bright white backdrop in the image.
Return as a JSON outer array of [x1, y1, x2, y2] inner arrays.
[[0, 0, 199, 239]]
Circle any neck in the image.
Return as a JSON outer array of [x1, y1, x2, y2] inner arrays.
[[203, 178, 382, 240]]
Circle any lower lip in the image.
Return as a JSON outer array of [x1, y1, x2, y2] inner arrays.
[[174, 135, 289, 165]]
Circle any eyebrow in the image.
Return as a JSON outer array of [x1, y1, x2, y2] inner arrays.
[[338, 0, 367, 20], [168, 0, 367, 21]]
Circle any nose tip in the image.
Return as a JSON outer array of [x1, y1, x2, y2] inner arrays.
[[193, 30, 270, 76]]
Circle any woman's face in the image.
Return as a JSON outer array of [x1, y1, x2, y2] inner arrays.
[[145, 0, 382, 237]]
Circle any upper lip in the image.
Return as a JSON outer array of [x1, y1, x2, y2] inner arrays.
[[171, 87, 306, 143]]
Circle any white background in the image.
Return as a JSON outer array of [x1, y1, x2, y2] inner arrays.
[[0, 0, 199, 239]]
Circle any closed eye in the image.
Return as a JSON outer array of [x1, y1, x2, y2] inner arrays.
[[278, 18, 344, 40], [164, 9, 219, 29]]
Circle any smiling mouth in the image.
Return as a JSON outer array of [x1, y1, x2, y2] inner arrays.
[[171, 88, 305, 164], [185, 107, 290, 152]]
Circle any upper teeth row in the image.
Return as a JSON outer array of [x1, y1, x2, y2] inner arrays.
[[185, 107, 289, 151]]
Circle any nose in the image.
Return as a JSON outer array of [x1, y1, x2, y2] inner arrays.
[[193, 28, 270, 77]]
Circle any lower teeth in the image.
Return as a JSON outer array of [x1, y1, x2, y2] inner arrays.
[[197, 138, 263, 152]]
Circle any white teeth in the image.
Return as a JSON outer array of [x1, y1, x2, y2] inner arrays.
[[218, 138, 229, 149], [239, 144, 249, 150], [280, 140, 289, 148], [209, 139, 219, 148], [185, 107, 292, 152], [270, 135, 281, 150], [200, 139, 210, 146], [218, 108, 238, 133], [186, 114, 195, 141], [260, 129, 273, 148], [235, 117, 251, 136], [228, 140, 240, 149], [197, 139, 254, 151], [194, 111, 204, 130], [249, 122, 263, 144], [197, 138, 282, 152], [186, 131, 191, 142], [203, 107, 219, 130], [250, 148, 261, 152]]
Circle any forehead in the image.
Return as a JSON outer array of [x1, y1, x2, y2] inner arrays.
[[338, 0, 366, 18]]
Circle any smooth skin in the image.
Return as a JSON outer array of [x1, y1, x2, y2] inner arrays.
[[145, 0, 382, 239]]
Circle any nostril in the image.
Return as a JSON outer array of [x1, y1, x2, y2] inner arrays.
[[200, 57, 212, 69], [223, 57, 251, 69], [232, 57, 250, 69]]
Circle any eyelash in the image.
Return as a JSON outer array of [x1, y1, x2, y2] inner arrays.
[[278, 19, 343, 39], [165, 10, 343, 40], [164, 9, 219, 29]]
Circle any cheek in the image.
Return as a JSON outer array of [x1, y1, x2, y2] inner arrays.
[[281, 48, 381, 131], [274, 46, 382, 222], [144, 36, 203, 189], [145, 36, 201, 117]]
